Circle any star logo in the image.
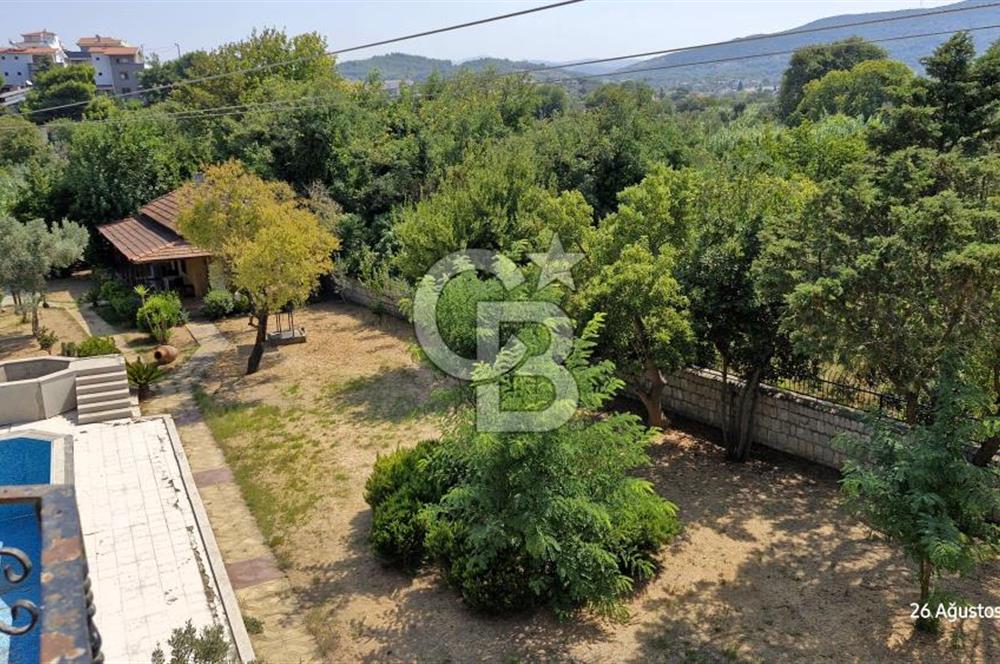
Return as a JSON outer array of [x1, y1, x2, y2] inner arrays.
[[529, 235, 584, 291]]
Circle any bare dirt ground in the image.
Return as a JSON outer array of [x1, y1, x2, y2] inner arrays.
[[201, 300, 999, 664], [0, 296, 90, 360]]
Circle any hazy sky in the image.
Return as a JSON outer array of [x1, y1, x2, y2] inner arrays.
[[2, 0, 956, 63]]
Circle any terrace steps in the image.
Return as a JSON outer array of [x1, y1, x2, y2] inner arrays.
[[74, 357, 133, 425]]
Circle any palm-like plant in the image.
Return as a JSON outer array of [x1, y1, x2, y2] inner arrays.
[[126, 357, 164, 400]]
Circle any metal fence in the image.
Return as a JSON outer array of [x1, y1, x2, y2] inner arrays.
[[705, 361, 908, 421]]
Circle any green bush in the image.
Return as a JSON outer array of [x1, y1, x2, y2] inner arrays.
[[201, 290, 235, 320], [137, 292, 187, 343], [365, 440, 462, 571], [75, 335, 119, 357], [96, 279, 141, 326], [364, 315, 682, 617], [126, 357, 164, 399], [150, 621, 231, 664], [36, 327, 59, 353]]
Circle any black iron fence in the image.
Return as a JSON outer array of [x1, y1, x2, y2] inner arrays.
[[704, 361, 908, 421]]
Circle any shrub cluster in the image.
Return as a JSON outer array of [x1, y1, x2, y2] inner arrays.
[[69, 335, 119, 357], [365, 316, 681, 617], [201, 289, 252, 320], [96, 279, 141, 326], [136, 291, 188, 343]]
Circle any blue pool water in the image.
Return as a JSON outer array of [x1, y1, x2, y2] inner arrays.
[[0, 437, 51, 664]]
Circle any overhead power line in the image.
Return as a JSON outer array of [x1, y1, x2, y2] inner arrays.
[[548, 22, 1000, 84], [514, 0, 1000, 78], [6, 12, 1000, 133], [16, 0, 584, 117]]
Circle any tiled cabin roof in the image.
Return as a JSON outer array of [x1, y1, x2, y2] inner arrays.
[[96, 189, 209, 264]]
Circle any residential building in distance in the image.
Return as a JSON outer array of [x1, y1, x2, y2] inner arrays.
[[1, 31, 144, 95], [0, 30, 67, 88], [67, 34, 145, 95]]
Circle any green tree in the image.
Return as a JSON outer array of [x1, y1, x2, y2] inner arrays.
[[367, 315, 682, 617], [838, 364, 1000, 631], [573, 165, 696, 427], [777, 149, 1000, 424], [777, 37, 887, 121], [169, 29, 338, 108], [793, 59, 913, 123], [177, 161, 339, 374], [63, 113, 207, 224], [0, 215, 88, 334], [683, 169, 817, 460], [23, 63, 97, 122], [922, 32, 980, 152], [0, 115, 48, 166], [394, 139, 592, 282], [139, 51, 203, 104]]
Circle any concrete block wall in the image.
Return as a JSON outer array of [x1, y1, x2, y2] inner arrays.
[[334, 277, 870, 470], [662, 367, 869, 469]]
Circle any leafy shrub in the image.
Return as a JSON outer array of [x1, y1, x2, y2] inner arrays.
[[137, 292, 187, 343], [365, 440, 464, 570], [96, 279, 141, 326], [36, 327, 59, 353], [364, 315, 682, 617], [150, 621, 232, 664], [838, 363, 1000, 632], [201, 290, 235, 320], [75, 335, 119, 357], [126, 357, 164, 399]]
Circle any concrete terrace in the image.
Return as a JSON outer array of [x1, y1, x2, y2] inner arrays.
[[1, 413, 253, 662]]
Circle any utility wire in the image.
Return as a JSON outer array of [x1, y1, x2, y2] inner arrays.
[[15, 0, 584, 117], [511, 0, 1000, 77], [7, 14, 1000, 133]]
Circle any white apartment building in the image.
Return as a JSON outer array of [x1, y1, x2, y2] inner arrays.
[[1, 31, 144, 95]]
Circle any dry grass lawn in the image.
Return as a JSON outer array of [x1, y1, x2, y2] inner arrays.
[[197, 300, 1000, 663]]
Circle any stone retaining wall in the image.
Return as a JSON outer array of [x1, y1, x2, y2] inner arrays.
[[334, 277, 868, 470], [662, 367, 869, 469]]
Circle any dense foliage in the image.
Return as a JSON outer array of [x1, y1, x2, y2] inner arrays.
[[838, 363, 1000, 630], [136, 291, 188, 343], [366, 316, 681, 617]]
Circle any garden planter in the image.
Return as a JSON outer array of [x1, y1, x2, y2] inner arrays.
[[153, 345, 178, 365]]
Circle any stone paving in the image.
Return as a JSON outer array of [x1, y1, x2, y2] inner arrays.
[[1, 415, 225, 662], [145, 319, 324, 663]]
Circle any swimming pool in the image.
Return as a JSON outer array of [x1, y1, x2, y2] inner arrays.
[[0, 432, 73, 664]]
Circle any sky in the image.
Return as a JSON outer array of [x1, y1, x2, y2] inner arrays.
[[1, 0, 957, 64]]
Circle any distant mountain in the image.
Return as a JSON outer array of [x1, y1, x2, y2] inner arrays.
[[337, 52, 582, 82], [337, 1, 1000, 94], [614, 0, 1000, 91]]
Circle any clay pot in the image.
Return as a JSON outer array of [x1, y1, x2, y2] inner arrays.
[[153, 345, 179, 365]]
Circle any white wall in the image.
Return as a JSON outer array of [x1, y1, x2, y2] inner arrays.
[[0, 54, 30, 86]]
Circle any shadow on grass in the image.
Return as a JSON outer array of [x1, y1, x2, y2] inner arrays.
[[317, 366, 467, 424]]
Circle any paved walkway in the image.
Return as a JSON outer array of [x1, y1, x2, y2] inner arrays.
[[145, 320, 323, 663]]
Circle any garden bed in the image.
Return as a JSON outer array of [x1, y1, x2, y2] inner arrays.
[[196, 301, 999, 663]]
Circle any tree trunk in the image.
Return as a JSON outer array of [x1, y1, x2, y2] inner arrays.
[[915, 558, 936, 632], [720, 356, 731, 448], [246, 307, 269, 375], [973, 436, 1000, 467], [728, 367, 763, 462], [637, 362, 669, 429], [904, 392, 920, 425]]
